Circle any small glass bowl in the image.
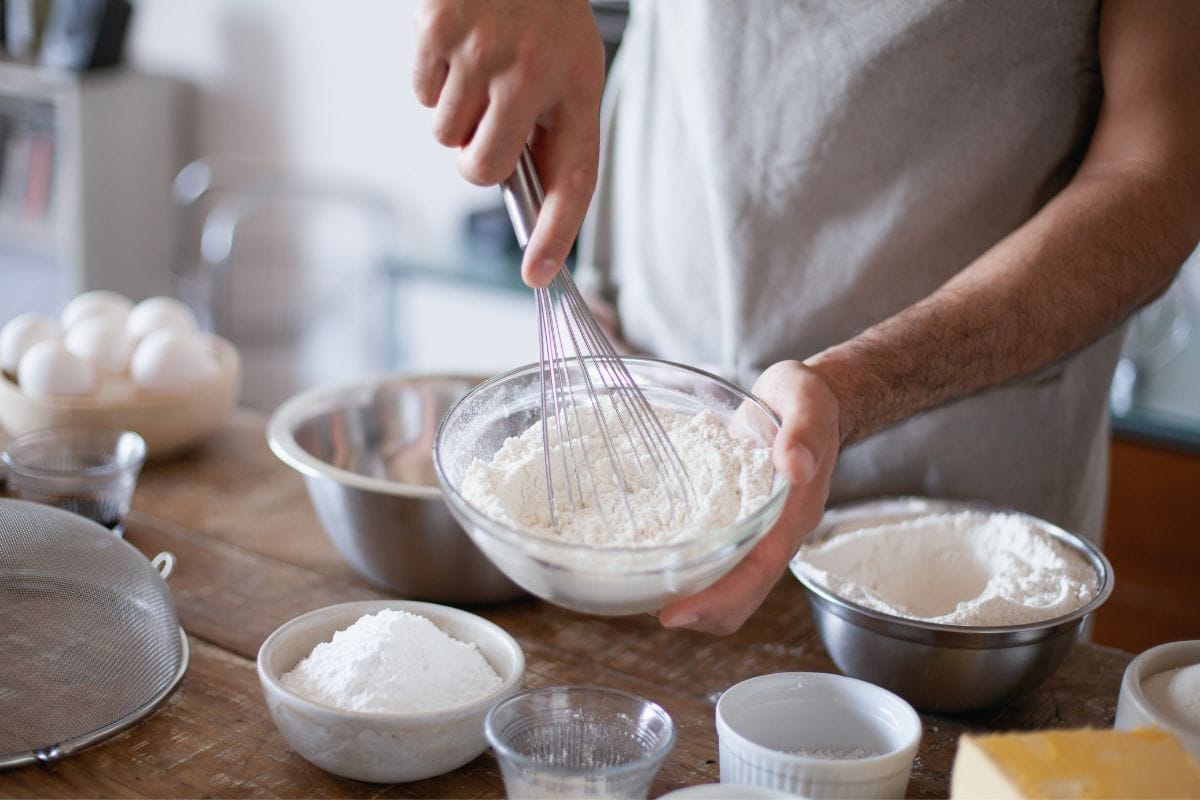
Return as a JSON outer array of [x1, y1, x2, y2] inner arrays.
[[1, 427, 146, 536], [434, 357, 789, 615], [485, 685, 676, 799]]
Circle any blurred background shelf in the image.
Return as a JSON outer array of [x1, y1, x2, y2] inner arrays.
[[0, 59, 183, 322]]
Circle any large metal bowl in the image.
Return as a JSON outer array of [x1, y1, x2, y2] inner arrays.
[[267, 375, 523, 603], [789, 498, 1114, 713]]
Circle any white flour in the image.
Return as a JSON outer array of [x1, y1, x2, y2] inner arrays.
[[789, 747, 876, 760], [1143, 663, 1200, 733], [793, 511, 1099, 626], [462, 402, 774, 546], [280, 609, 502, 713]]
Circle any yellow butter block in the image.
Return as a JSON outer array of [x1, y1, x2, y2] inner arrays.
[[951, 727, 1200, 799]]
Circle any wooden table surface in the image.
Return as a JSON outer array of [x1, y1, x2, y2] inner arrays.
[[2, 410, 1132, 799]]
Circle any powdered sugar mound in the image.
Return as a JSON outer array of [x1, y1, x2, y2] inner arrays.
[[794, 511, 1099, 626], [1142, 664, 1200, 733], [280, 609, 502, 713], [461, 401, 774, 547]]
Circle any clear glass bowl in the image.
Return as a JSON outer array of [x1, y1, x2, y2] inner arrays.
[[485, 685, 676, 799], [2, 427, 146, 536], [434, 357, 789, 615]]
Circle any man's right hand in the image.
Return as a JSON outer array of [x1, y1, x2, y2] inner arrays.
[[412, 0, 606, 288]]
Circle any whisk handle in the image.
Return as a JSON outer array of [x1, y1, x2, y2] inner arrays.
[[500, 146, 545, 250]]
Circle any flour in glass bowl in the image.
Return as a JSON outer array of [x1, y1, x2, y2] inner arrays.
[[461, 400, 775, 546], [793, 511, 1099, 626]]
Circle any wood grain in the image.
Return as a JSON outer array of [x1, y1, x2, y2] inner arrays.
[[1095, 438, 1200, 651], [2, 411, 1132, 799]]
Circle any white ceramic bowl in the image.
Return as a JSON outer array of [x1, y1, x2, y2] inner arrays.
[[715, 672, 921, 800], [1115, 639, 1200, 760], [659, 785, 801, 799], [434, 357, 789, 616], [256, 599, 525, 783], [0, 336, 239, 460]]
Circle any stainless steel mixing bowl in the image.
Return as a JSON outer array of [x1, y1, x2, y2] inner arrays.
[[789, 497, 1114, 713], [267, 375, 523, 603]]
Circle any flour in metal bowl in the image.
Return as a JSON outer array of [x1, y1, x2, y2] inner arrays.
[[793, 511, 1099, 626]]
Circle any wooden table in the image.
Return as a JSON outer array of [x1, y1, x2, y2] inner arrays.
[[2, 410, 1131, 799]]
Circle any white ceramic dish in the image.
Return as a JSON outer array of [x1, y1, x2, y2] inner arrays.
[[715, 672, 921, 800], [1115, 639, 1200, 760], [659, 784, 801, 799], [256, 599, 525, 783], [0, 336, 239, 459]]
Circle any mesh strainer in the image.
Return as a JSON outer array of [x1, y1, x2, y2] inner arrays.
[[0, 499, 188, 768]]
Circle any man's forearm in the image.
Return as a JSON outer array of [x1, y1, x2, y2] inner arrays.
[[806, 165, 1200, 446]]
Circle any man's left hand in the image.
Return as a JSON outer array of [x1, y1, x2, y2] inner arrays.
[[657, 360, 842, 634]]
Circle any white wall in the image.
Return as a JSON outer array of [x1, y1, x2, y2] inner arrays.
[[128, 0, 493, 249], [127, 1, 536, 398]]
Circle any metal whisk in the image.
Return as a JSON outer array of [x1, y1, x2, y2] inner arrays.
[[501, 147, 693, 538]]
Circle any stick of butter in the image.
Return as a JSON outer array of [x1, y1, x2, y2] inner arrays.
[[951, 728, 1200, 799]]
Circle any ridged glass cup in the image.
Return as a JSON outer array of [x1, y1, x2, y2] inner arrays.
[[2, 427, 146, 536], [485, 685, 676, 799]]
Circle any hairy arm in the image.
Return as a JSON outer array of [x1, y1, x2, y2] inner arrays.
[[807, 0, 1200, 444], [661, 0, 1200, 634]]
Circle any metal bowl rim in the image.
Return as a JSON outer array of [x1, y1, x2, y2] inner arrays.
[[432, 355, 791, 559], [789, 496, 1114, 638], [266, 372, 487, 500]]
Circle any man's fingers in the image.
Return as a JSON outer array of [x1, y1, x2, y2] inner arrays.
[[521, 116, 599, 287], [412, 45, 448, 108], [658, 529, 796, 634], [755, 365, 839, 486], [458, 82, 542, 186], [432, 67, 488, 150]]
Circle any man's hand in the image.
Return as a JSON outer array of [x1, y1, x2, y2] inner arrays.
[[657, 361, 842, 634], [412, 0, 605, 287]]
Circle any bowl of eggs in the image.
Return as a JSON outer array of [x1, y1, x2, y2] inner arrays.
[[0, 291, 239, 459]]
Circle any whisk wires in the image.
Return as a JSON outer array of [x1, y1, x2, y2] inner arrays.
[[501, 145, 693, 540], [536, 269, 694, 539]]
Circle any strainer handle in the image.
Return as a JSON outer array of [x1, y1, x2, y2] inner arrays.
[[151, 552, 176, 580]]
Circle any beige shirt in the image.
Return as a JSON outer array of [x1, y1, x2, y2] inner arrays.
[[578, 0, 1122, 543]]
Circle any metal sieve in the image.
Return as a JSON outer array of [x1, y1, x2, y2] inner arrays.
[[0, 499, 188, 768]]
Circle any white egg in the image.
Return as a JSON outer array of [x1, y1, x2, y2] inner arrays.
[[64, 316, 134, 377], [126, 296, 198, 342], [130, 329, 219, 392], [17, 340, 97, 397], [61, 290, 133, 329], [1, 313, 60, 373]]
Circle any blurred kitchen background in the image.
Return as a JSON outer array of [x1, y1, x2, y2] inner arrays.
[[0, 0, 1195, 650]]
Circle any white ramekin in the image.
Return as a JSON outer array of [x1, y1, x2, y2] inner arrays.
[[715, 672, 921, 800], [1115, 639, 1200, 761]]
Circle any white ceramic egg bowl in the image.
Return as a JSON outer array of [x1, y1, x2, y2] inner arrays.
[[0, 336, 240, 459]]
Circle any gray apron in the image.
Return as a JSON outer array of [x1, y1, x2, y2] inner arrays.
[[577, 0, 1122, 543]]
